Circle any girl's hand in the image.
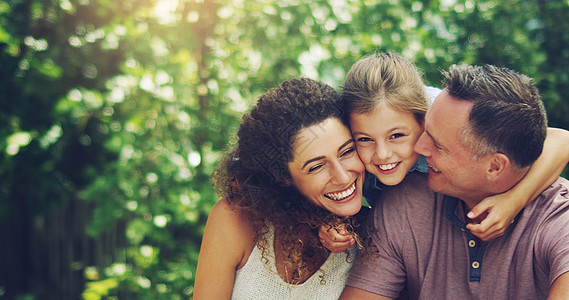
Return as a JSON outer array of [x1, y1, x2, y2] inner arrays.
[[466, 193, 521, 242], [318, 224, 355, 253], [467, 127, 569, 242]]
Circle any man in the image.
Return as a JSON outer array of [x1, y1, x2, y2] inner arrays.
[[340, 64, 569, 299]]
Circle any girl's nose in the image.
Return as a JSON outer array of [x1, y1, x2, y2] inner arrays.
[[375, 142, 392, 160]]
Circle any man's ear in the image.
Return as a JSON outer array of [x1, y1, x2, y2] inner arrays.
[[486, 153, 511, 180]]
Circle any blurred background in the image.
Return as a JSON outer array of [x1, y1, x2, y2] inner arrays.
[[1, 0, 568, 299]]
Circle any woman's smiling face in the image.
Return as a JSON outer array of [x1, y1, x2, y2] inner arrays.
[[287, 117, 365, 217], [350, 103, 423, 186]]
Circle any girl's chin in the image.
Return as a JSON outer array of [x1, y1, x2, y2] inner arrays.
[[376, 173, 406, 186]]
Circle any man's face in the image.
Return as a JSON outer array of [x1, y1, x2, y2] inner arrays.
[[414, 90, 487, 201]]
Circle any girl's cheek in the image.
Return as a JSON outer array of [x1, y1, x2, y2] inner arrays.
[[356, 147, 371, 160]]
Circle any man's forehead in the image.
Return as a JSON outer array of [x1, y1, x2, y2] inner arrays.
[[426, 92, 473, 141], [430, 92, 472, 119]]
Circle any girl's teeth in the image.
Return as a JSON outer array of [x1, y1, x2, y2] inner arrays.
[[325, 182, 356, 200], [378, 162, 398, 170]]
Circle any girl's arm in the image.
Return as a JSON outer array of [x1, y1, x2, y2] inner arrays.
[[319, 224, 355, 253], [548, 272, 569, 299], [467, 127, 569, 241], [319, 206, 370, 253], [194, 198, 255, 299]]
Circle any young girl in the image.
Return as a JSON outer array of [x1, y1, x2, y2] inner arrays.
[[320, 52, 569, 252]]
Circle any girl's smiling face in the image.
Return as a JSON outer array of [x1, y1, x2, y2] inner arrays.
[[287, 118, 365, 217], [350, 104, 423, 186]]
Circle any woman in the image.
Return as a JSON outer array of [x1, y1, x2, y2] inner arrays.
[[193, 78, 366, 299]]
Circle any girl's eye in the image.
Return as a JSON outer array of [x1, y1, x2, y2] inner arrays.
[[390, 133, 405, 139], [357, 137, 373, 143]]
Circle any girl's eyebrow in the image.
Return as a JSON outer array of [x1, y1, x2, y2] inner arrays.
[[301, 139, 353, 169], [352, 125, 410, 136], [350, 129, 369, 136]]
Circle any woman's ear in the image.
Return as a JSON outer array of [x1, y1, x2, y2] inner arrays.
[[277, 174, 293, 188], [282, 179, 293, 187]]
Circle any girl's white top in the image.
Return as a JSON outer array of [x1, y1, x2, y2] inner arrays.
[[231, 227, 357, 300], [424, 86, 442, 104]]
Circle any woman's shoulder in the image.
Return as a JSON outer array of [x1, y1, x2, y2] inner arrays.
[[208, 198, 256, 237], [209, 197, 240, 217], [204, 198, 257, 268], [194, 198, 257, 298]]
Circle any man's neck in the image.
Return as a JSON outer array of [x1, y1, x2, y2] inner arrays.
[[461, 197, 484, 213], [461, 169, 528, 212]]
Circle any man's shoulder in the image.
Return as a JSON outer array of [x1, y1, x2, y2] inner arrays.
[[528, 177, 569, 282], [538, 177, 569, 206], [526, 176, 569, 234], [553, 176, 569, 190]]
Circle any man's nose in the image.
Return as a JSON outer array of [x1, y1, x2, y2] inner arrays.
[[414, 132, 431, 157]]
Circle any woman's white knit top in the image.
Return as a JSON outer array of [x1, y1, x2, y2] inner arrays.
[[231, 227, 356, 300]]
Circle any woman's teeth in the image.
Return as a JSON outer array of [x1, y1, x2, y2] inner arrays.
[[378, 162, 398, 170], [325, 182, 356, 201]]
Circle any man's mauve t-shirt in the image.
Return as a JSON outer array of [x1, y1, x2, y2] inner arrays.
[[347, 172, 569, 299]]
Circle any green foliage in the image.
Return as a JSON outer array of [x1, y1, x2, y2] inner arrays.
[[83, 278, 119, 300], [1, 0, 568, 299]]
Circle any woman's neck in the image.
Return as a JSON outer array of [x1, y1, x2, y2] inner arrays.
[[273, 229, 330, 285]]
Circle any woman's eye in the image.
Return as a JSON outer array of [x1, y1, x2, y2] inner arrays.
[[308, 164, 323, 173], [390, 133, 405, 139], [341, 147, 356, 157], [357, 137, 373, 143]]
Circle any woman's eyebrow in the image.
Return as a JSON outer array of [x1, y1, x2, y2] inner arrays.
[[302, 156, 325, 170], [337, 139, 354, 151], [301, 139, 353, 169]]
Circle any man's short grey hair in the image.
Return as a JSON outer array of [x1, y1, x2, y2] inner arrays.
[[444, 64, 547, 170]]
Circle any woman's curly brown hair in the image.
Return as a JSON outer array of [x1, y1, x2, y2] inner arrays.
[[213, 78, 363, 283]]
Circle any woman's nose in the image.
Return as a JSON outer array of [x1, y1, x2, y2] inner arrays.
[[331, 162, 351, 185]]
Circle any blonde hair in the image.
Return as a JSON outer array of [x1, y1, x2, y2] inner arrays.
[[342, 52, 429, 125]]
